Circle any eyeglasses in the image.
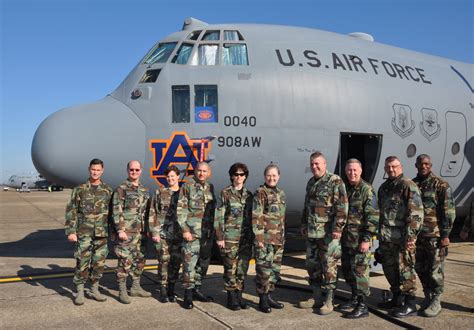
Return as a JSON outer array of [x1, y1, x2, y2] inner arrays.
[[129, 168, 141, 172], [233, 172, 246, 177]]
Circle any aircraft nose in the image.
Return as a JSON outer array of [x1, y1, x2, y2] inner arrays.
[[31, 96, 145, 187]]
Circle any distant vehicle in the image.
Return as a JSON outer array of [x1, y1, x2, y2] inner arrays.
[[31, 17, 473, 225], [5, 174, 63, 192]]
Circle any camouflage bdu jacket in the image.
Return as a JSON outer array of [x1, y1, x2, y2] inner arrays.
[[301, 171, 348, 238], [252, 185, 286, 246], [177, 177, 216, 239], [378, 174, 423, 244], [150, 187, 180, 240], [112, 180, 151, 234], [215, 185, 253, 243], [65, 181, 113, 237], [413, 172, 455, 239], [343, 180, 379, 248]]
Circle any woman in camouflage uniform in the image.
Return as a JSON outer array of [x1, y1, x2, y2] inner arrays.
[[216, 163, 254, 311], [151, 166, 183, 303], [252, 164, 286, 313]]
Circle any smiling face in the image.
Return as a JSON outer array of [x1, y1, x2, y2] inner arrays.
[[232, 170, 246, 188], [88, 164, 104, 183], [311, 156, 327, 179], [264, 167, 280, 188], [127, 160, 142, 182], [345, 162, 362, 186], [166, 170, 179, 189], [385, 159, 403, 179], [415, 156, 432, 177]]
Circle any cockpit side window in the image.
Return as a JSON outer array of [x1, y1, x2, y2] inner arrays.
[[198, 44, 218, 65], [186, 30, 202, 40], [202, 30, 220, 41], [143, 42, 178, 65], [172, 43, 194, 64], [195, 85, 218, 123], [222, 44, 248, 65], [172, 85, 190, 123]]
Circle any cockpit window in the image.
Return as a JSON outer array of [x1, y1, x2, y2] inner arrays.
[[140, 69, 161, 83], [172, 85, 190, 123], [195, 85, 218, 123], [186, 30, 202, 40], [198, 44, 218, 65], [172, 43, 194, 64], [222, 44, 248, 65], [143, 42, 177, 65], [202, 30, 220, 41], [224, 30, 244, 41]]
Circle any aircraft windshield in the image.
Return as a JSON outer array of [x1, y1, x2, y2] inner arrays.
[[172, 43, 193, 64], [144, 42, 178, 65]]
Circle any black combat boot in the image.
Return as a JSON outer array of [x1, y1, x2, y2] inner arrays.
[[378, 291, 401, 309], [183, 289, 194, 309], [193, 287, 214, 302], [344, 295, 369, 319], [159, 285, 169, 303], [258, 293, 272, 313], [167, 283, 177, 302], [237, 289, 249, 309], [337, 287, 357, 311], [226, 290, 241, 311], [267, 293, 284, 309], [391, 295, 417, 318]]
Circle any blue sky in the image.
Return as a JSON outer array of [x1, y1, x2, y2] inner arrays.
[[1, 0, 473, 182]]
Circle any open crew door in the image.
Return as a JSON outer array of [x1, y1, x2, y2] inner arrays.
[[335, 133, 383, 184]]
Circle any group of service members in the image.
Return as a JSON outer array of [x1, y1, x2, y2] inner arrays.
[[64, 152, 469, 319]]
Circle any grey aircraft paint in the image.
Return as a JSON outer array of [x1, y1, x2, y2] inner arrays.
[[31, 18, 473, 224]]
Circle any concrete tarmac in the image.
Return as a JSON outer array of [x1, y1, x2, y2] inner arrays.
[[0, 190, 473, 329]]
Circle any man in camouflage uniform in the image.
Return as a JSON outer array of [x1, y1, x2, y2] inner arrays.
[[378, 156, 423, 318], [112, 160, 152, 304], [299, 152, 348, 315], [65, 158, 112, 305], [413, 154, 456, 317], [253, 164, 286, 313], [216, 163, 253, 311], [150, 165, 182, 303], [177, 161, 216, 309], [338, 159, 379, 319]]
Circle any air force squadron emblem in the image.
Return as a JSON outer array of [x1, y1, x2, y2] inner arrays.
[[419, 108, 441, 141], [391, 103, 415, 138], [149, 132, 212, 186]]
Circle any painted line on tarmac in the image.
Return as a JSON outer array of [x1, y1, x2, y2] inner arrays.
[[0, 259, 257, 284]]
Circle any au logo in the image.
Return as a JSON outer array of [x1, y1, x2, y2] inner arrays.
[[149, 132, 212, 186]]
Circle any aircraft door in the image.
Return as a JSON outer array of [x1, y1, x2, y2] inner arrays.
[[336, 133, 383, 184], [441, 111, 467, 177]]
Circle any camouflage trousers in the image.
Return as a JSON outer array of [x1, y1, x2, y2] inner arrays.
[[306, 237, 341, 290], [380, 242, 417, 296], [73, 235, 108, 285], [415, 237, 446, 295], [154, 238, 183, 286], [255, 243, 283, 294], [114, 233, 146, 281], [182, 238, 213, 289], [341, 246, 371, 296], [221, 241, 253, 291]]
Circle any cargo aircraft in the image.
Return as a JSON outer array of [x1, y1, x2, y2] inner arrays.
[[31, 17, 473, 224]]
